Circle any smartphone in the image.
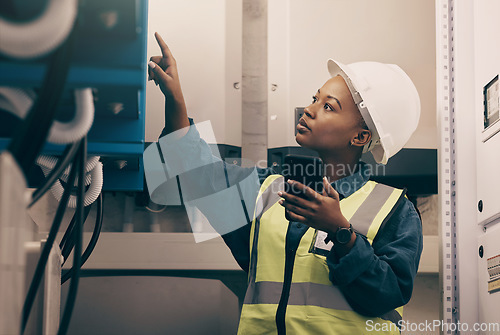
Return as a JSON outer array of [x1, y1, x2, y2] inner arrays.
[[282, 155, 324, 199]]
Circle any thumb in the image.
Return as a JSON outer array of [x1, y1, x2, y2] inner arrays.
[[323, 176, 339, 200], [148, 61, 168, 84]]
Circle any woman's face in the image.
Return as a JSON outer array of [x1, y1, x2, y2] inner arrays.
[[295, 75, 368, 154]]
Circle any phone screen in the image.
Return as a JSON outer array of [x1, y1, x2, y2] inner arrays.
[[282, 155, 324, 198]]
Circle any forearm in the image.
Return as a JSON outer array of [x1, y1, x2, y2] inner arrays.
[[328, 235, 417, 316], [327, 200, 423, 316], [163, 95, 190, 136]]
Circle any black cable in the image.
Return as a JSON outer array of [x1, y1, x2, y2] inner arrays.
[[58, 136, 86, 335], [21, 140, 82, 335], [60, 204, 93, 262], [59, 203, 91, 253], [29, 141, 80, 208], [61, 193, 103, 284], [7, 16, 77, 178]]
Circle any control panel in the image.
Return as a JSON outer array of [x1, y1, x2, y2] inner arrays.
[[0, 0, 148, 190]]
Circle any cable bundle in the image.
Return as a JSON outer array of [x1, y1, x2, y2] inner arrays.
[[22, 138, 87, 335], [3, 3, 105, 334]]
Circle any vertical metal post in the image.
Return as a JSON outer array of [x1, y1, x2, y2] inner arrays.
[[242, 0, 268, 167], [437, 0, 459, 333]]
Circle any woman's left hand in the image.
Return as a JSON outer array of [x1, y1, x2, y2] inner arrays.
[[278, 177, 350, 234]]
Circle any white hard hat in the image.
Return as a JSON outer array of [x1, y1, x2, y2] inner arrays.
[[327, 59, 421, 165]]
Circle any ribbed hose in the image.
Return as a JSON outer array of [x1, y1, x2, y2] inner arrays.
[[36, 157, 103, 208], [37, 155, 100, 179], [52, 162, 102, 208], [0, 87, 34, 114], [39, 165, 92, 187], [37, 155, 98, 187], [0, 0, 78, 59], [49, 88, 95, 144], [0, 87, 94, 144], [0, 85, 100, 207]]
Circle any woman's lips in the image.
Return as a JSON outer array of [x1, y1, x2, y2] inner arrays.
[[297, 118, 310, 132]]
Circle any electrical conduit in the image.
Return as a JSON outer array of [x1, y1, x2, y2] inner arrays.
[[0, 0, 78, 59], [0, 87, 95, 144]]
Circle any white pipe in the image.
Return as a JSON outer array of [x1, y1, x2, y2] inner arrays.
[[0, 0, 78, 59], [0, 87, 94, 144], [37, 155, 100, 176], [37, 155, 100, 188], [36, 155, 103, 207], [40, 165, 93, 187], [48, 89, 95, 144], [46, 161, 103, 208], [0, 87, 34, 116]]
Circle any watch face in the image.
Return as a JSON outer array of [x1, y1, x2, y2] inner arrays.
[[336, 228, 352, 244]]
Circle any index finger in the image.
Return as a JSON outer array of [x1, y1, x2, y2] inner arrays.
[[155, 32, 173, 58]]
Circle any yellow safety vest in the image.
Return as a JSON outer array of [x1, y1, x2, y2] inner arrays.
[[237, 175, 406, 335]]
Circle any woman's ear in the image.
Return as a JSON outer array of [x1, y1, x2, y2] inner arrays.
[[351, 129, 372, 147]]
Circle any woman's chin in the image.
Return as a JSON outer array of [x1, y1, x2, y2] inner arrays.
[[295, 133, 308, 147]]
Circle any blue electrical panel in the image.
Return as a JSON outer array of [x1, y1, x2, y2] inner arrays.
[[0, 0, 148, 191]]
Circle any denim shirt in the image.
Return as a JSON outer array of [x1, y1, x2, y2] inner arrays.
[[154, 120, 423, 317]]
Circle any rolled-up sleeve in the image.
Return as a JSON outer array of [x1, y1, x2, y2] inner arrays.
[[326, 198, 423, 316]]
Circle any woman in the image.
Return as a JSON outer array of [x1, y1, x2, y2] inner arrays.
[[147, 32, 423, 335]]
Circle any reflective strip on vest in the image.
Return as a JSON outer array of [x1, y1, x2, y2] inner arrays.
[[348, 182, 406, 243], [246, 175, 283, 298], [244, 281, 353, 311], [239, 175, 406, 334]]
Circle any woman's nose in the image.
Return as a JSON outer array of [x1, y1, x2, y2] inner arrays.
[[304, 105, 315, 119]]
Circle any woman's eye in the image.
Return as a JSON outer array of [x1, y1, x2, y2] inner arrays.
[[312, 96, 317, 103], [324, 104, 334, 111]]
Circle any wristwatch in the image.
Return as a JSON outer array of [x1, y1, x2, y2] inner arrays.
[[333, 224, 354, 245]]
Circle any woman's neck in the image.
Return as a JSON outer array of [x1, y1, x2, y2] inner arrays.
[[319, 151, 361, 182]]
